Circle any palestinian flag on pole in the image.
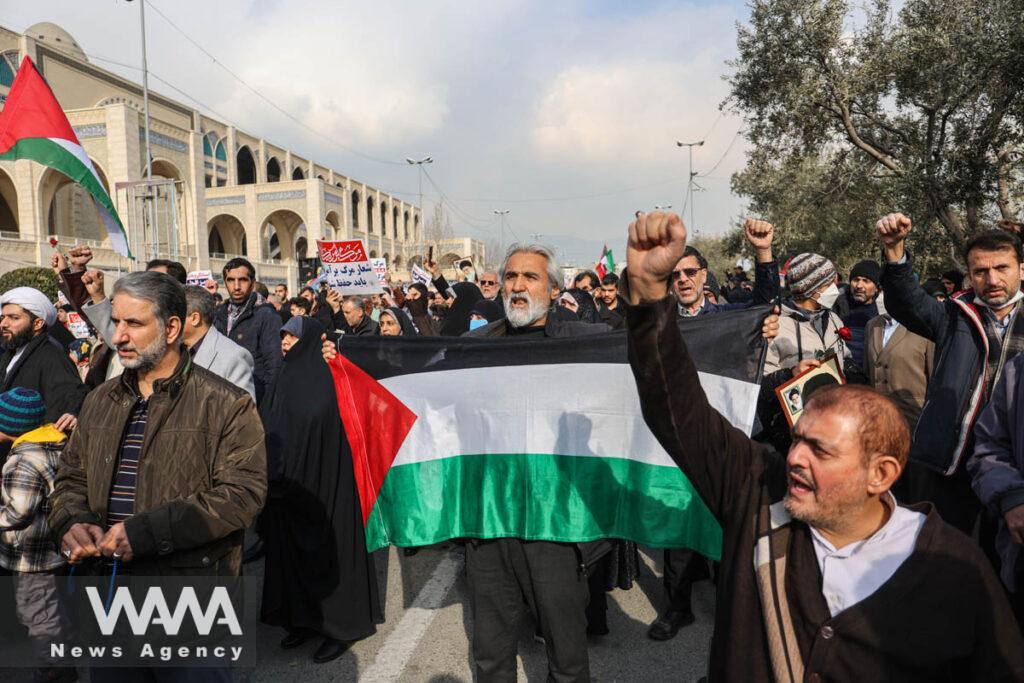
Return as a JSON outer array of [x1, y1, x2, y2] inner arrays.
[[328, 306, 768, 559], [595, 245, 615, 279], [0, 56, 132, 258]]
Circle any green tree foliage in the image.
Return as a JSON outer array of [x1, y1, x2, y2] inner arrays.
[[728, 0, 1024, 262], [0, 267, 60, 302]]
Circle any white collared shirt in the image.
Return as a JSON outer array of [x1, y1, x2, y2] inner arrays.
[[881, 315, 900, 347], [809, 493, 925, 616]]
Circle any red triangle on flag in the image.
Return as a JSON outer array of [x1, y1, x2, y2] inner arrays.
[[0, 56, 79, 154], [595, 244, 609, 280], [329, 354, 418, 526]]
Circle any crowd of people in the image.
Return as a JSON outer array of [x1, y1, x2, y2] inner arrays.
[[1, 208, 1024, 681]]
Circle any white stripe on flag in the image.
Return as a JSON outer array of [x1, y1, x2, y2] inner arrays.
[[382, 363, 759, 468], [51, 137, 105, 190], [50, 137, 131, 258]]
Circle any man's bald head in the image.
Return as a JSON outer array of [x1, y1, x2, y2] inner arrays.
[[803, 384, 910, 468]]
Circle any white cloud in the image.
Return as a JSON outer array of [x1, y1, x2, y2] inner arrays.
[[532, 55, 731, 163], [8, 0, 755, 255]]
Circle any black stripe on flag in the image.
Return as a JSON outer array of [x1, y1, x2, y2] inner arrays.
[[337, 304, 769, 383]]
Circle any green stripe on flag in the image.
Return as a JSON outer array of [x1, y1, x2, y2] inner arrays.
[[364, 452, 722, 559], [0, 137, 132, 258]]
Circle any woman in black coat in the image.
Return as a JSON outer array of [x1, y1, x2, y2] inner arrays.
[[259, 316, 383, 663]]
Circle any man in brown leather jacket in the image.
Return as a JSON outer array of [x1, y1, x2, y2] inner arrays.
[[49, 271, 266, 578]]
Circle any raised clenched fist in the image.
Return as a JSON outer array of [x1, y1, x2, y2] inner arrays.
[[876, 213, 912, 247], [81, 269, 105, 303], [744, 218, 774, 251], [626, 210, 687, 303], [50, 251, 67, 275], [68, 245, 94, 271]]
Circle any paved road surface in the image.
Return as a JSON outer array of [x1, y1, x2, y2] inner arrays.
[[0, 544, 714, 682], [242, 543, 713, 682]]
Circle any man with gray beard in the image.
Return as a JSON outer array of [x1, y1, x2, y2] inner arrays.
[[465, 244, 610, 682], [49, 272, 265, 680]]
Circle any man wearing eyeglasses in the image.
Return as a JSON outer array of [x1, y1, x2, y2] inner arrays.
[[649, 217, 780, 643], [671, 218, 778, 318], [478, 271, 500, 300]]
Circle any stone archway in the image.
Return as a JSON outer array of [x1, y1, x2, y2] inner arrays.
[[0, 167, 18, 235], [325, 210, 341, 241], [260, 209, 306, 262], [207, 214, 247, 256], [237, 146, 256, 185], [351, 190, 361, 229], [267, 157, 281, 183], [403, 210, 410, 241], [40, 162, 111, 242], [366, 196, 376, 234], [392, 206, 399, 239], [294, 224, 309, 260], [292, 166, 305, 181]]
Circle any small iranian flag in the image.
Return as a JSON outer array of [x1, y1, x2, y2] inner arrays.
[[328, 306, 769, 557], [0, 57, 132, 258], [595, 245, 615, 279]]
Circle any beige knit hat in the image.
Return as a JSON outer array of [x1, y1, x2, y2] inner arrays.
[[786, 253, 836, 299]]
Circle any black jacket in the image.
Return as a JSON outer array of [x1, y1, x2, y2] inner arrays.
[[598, 300, 626, 330], [347, 314, 379, 336], [0, 331, 89, 422], [881, 252, 1007, 475], [214, 294, 282, 403], [626, 293, 1024, 682]]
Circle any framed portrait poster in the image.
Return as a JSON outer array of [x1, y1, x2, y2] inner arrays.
[[774, 353, 846, 427]]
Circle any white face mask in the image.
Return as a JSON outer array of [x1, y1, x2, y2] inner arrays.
[[816, 283, 841, 310]]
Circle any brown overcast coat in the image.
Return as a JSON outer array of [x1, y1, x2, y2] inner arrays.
[[865, 315, 935, 430], [48, 352, 266, 576]]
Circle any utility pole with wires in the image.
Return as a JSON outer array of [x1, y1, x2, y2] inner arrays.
[[676, 139, 704, 231], [127, 0, 160, 269], [128, 0, 153, 181], [406, 156, 433, 242], [493, 209, 510, 254]]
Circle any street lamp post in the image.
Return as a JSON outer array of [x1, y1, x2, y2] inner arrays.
[[675, 139, 704, 231], [127, 0, 156, 267], [406, 157, 433, 244], [128, 0, 153, 181], [493, 209, 510, 254]]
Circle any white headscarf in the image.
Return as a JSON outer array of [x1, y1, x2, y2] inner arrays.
[[0, 287, 58, 327]]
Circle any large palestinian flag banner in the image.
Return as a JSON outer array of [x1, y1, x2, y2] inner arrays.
[[0, 56, 132, 258], [329, 306, 768, 560]]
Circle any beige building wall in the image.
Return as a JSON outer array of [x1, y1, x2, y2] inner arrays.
[[0, 22, 444, 288]]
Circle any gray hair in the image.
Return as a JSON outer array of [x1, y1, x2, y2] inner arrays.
[[112, 271, 187, 327], [498, 243, 560, 290], [344, 295, 366, 310], [184, 285, 216, 325]]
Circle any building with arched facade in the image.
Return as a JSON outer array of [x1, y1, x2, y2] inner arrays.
[[0, 22, 457, 288]]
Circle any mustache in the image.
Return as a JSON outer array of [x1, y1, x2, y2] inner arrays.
[[788, 466, 814, 489]]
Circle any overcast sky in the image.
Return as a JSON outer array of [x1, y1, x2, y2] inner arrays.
[[6, 0, 752, 264]]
